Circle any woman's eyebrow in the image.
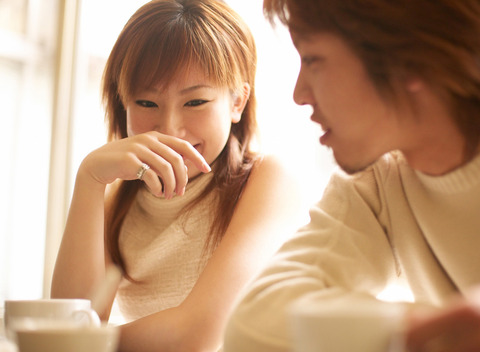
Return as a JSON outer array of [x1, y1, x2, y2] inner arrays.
[[179, 84, 214, 94], [139, 84, 215, 96]]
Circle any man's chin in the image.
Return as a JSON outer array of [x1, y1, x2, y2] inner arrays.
[[336, 158, 377, 175]]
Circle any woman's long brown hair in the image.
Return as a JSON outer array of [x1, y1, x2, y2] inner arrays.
[[102, 0, 258, 277]]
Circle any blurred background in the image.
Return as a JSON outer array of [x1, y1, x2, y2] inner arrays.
[[0, 0, 334, 304]]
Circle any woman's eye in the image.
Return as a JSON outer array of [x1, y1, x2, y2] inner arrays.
[[135, 100, 157, 108], [185, 99, 208, 107]]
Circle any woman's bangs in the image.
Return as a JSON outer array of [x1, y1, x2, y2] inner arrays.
[[118, 30, 192, 99], [187, 24, 239, 89], [116, 4, 241, 102]]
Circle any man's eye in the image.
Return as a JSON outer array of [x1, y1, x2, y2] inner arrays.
[[301, 56, 322, 67], [136, 100, 157, 108], [185, 99, 208, 107]]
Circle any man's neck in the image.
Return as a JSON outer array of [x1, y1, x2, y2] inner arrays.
[[398, 87, 469, 176]]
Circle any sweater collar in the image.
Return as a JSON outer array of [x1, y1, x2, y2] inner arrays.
[[412, 152, 480, 194]]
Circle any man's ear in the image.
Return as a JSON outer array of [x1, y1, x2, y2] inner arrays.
[[231, 82, 251, 123]]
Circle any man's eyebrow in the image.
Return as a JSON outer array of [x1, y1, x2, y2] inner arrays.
[[291, 30, 318, 49], [291, 34, 307, 49]]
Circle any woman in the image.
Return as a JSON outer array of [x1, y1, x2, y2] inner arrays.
[[51, 1, 305, 351]]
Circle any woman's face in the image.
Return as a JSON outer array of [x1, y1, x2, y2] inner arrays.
[[125, 66, 248, 178]]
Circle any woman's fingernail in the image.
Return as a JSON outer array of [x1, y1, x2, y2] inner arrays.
[[467, 287, 480, 311], [177, 186, 185, 196]]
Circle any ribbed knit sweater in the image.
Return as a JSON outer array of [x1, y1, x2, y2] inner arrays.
[[116, 172, 215, 322]]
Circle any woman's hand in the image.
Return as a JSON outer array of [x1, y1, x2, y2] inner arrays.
[[79, 131, 211, 198], [405, 288, 480, 352]]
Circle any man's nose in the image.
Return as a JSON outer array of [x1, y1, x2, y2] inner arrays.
[[293, 69, 314, 106]]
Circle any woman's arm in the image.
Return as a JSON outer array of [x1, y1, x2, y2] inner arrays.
[[50, 164, 109, 303], [118, 155, 308, 352], [51, 132, 210, 320]]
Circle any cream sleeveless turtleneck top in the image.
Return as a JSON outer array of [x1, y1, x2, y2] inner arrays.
[[116, 172, 216, 322]]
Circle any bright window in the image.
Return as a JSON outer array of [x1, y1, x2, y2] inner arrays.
[[0, 0, 59, 302]]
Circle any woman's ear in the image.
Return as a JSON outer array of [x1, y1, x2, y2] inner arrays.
[[231, 82, 251, 123], [405, 76, 424, 93]]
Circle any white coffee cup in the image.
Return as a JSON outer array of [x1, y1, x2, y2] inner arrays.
[[15, 324, 119, 352], [289, 295, 406, 352], [0, 338, 17, 352], [3, 299, 100, 340]]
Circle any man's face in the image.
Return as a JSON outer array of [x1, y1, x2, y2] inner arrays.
[[291, 32, 405, 174]]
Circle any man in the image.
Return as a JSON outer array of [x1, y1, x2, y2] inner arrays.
[[224, 1, 480, 351]]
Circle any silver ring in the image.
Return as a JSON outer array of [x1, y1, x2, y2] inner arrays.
[[136, 163, 150, 180]]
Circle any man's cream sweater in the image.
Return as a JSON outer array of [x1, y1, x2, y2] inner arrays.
[[224, 151, 480, 351]]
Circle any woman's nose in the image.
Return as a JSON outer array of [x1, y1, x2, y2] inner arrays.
[[156, 113, 185, 138]]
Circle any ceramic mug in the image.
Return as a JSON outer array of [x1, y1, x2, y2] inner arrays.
[[289, 295, 406, 352], [3, 299, 100, 340], [15, 324, 119, 352], [0, 338, 17, 352]]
